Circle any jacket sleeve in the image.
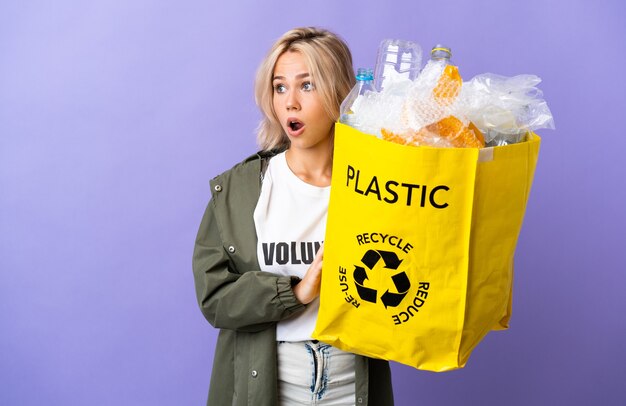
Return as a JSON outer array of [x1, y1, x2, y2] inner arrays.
[[192, 199, 306, 332]]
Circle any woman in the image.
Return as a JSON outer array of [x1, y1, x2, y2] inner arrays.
[[193, 27, 394, 406]]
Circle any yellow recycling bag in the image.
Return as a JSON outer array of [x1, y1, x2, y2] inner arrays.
[[312, 123, 540, 371]]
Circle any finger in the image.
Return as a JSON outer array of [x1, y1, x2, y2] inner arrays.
[[315, 245, 324, 260]]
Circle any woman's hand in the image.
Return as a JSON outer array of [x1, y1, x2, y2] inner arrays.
[[293, 245, 324, 304]]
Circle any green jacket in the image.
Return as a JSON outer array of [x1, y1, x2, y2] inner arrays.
[[193, 151, 394, 406]]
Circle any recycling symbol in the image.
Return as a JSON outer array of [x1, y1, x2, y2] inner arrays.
[[353, 249, 411, 308]]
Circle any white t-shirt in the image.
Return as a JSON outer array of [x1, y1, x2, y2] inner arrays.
[[253, 151, 330, 341]]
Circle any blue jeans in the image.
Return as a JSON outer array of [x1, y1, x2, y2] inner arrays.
[[277, 340, 356, 405]]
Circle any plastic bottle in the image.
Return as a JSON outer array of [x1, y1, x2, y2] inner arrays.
[[423, 44, 485, 148], [382, 44, 486, 148], [373, 39, 422, 91], [427, 45, 460, 106], [395, 44, 461, 132], [339, 68, 375, 127]]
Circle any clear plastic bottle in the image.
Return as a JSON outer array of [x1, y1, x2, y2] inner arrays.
[[373, 39, 422, 91], [339, 68, 375, 126]]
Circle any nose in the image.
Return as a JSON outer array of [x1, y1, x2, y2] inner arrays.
[[286, 90, 300, 111]]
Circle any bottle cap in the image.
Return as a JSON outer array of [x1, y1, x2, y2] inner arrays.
[[431, 45, 452, 60], [356, 68, 374, 81]]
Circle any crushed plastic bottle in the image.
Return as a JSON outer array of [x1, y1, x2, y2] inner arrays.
[[374, 39, 422, 92]]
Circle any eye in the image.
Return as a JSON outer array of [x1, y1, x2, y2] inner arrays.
[[274, 83, 286, 94], [302, 81, 315, 91]]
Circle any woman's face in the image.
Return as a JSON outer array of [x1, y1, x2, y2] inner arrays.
[[272, 51, 334, 151]]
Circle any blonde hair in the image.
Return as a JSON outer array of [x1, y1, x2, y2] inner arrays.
[[254, 27, 355, 151]]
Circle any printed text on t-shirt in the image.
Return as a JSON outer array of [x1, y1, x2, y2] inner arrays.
[[262, 241, 323, 265]]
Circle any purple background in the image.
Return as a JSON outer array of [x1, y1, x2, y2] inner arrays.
[[1, 0, 625, 405]]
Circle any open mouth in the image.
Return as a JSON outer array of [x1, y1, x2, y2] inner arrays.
[[286, 118, 305, 136], [289, 120, 303, 131]]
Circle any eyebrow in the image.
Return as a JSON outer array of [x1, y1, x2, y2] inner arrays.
[[272, 73, 310, 81]]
